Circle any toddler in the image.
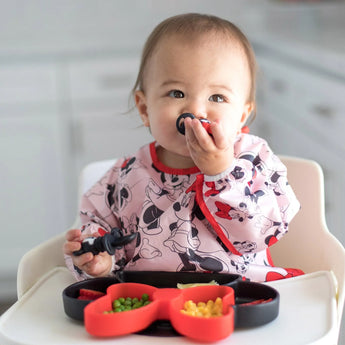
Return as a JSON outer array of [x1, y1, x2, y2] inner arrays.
[[64, 13, 303, 282]]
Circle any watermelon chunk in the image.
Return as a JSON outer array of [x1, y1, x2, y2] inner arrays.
[[77, 288, 105, 300]]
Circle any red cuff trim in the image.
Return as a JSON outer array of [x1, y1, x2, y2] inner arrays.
[[150, 142, 200, 175], [194, 174, 241, 256]]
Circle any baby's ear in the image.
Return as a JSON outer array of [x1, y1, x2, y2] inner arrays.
[[135, 90, 150, 127], [241, 102, 254, 125]]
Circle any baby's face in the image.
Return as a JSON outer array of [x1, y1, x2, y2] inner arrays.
[[136, 33, 253, 167]]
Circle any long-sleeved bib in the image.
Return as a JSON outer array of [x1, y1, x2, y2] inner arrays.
[[65, 134, 303, 282]]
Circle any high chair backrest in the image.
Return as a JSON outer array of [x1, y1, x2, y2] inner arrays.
[[79, 159, 117, 196], [16, 156, 345, 331], [271, 156, 345, 331]]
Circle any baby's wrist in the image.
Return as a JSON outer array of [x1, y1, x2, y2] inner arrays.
[[203, 165, 233, 181], [201, 157, 235, 177], [200, 150, 235, 176]]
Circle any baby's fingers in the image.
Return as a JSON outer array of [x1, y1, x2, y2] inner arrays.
[[65, 229, 82, 242], [63, 240, 81, 256], [210, 121, 229, 150], [73, 252, 94, 268], [64, 229, 83, 256], [185, 118, 211, 149]]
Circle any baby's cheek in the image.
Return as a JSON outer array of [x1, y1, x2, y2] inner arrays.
[[217, 122, 236, 142]]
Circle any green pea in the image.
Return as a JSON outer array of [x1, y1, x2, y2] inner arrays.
[[141, 293, 149, 302], [124, 299, 132, 306], [113, 300, 121, 308], [110, 294, 151, 313], [132, 302, 141, 309]]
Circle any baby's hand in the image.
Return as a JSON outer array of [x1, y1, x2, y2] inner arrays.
[[63, 229, 113, 277], [184, 117, 234, 176]]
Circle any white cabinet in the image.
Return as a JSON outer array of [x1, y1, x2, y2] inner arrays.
[[66, 57, 152, 174], [0, 63, 68, 297], [0, 57, 153, 298], [254, 54, 345, 244], [0, 64, 59, 106], [0, 112, 66, 271]]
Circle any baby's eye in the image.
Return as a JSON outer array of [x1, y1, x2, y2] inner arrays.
[[209, 94, 225, 103], [168, 90, 184, 98]]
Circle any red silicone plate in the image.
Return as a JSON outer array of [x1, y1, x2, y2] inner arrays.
[[84, 283, 158, 337], [169, 285, 235, 342], [84, 283, 235, 342]]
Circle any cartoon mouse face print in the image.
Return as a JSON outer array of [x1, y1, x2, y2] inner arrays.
[[128, 238, 163, 269], [163, 194, 231, 273], [230, 252, 256, 275], [158, 171, 192, 201], [265, 170, 288, 196], [105, 183, 132, 213], [215, 201, 255, 223], [139, 179, 171, 236], [231, 166, 245, 180], [164, 195, 201, 253], [119, 156, 146, 178], [120, 157, 136, 176], [91, 159, 142, 214], [233, 240, 257, 253], [228, 202, 254, 222], [238, 151, 268, 180], [231, 260, 248, 275]]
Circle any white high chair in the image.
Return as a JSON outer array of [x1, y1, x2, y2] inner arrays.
[[4, 156, 345, 345], [16, 158, 117, 299]]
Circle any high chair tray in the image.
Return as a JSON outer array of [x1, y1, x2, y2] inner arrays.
[[62, 271, 243, 322], [62, 271, 279, 340], [0, 267, 338, 345]]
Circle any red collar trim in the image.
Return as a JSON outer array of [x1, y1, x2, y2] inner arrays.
[[149, 142, 200, 175]]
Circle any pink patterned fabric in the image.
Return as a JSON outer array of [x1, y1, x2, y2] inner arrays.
[[65, 134, 303, 282]]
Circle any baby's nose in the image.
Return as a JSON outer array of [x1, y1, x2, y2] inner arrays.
[[194, 112, 207, 120], [183, 100, 207, 120]]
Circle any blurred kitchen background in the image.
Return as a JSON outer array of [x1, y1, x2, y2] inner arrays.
[[0, 0, 344, 340]]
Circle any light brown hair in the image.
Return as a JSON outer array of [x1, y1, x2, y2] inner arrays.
[[132, 13, 257, 122]]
